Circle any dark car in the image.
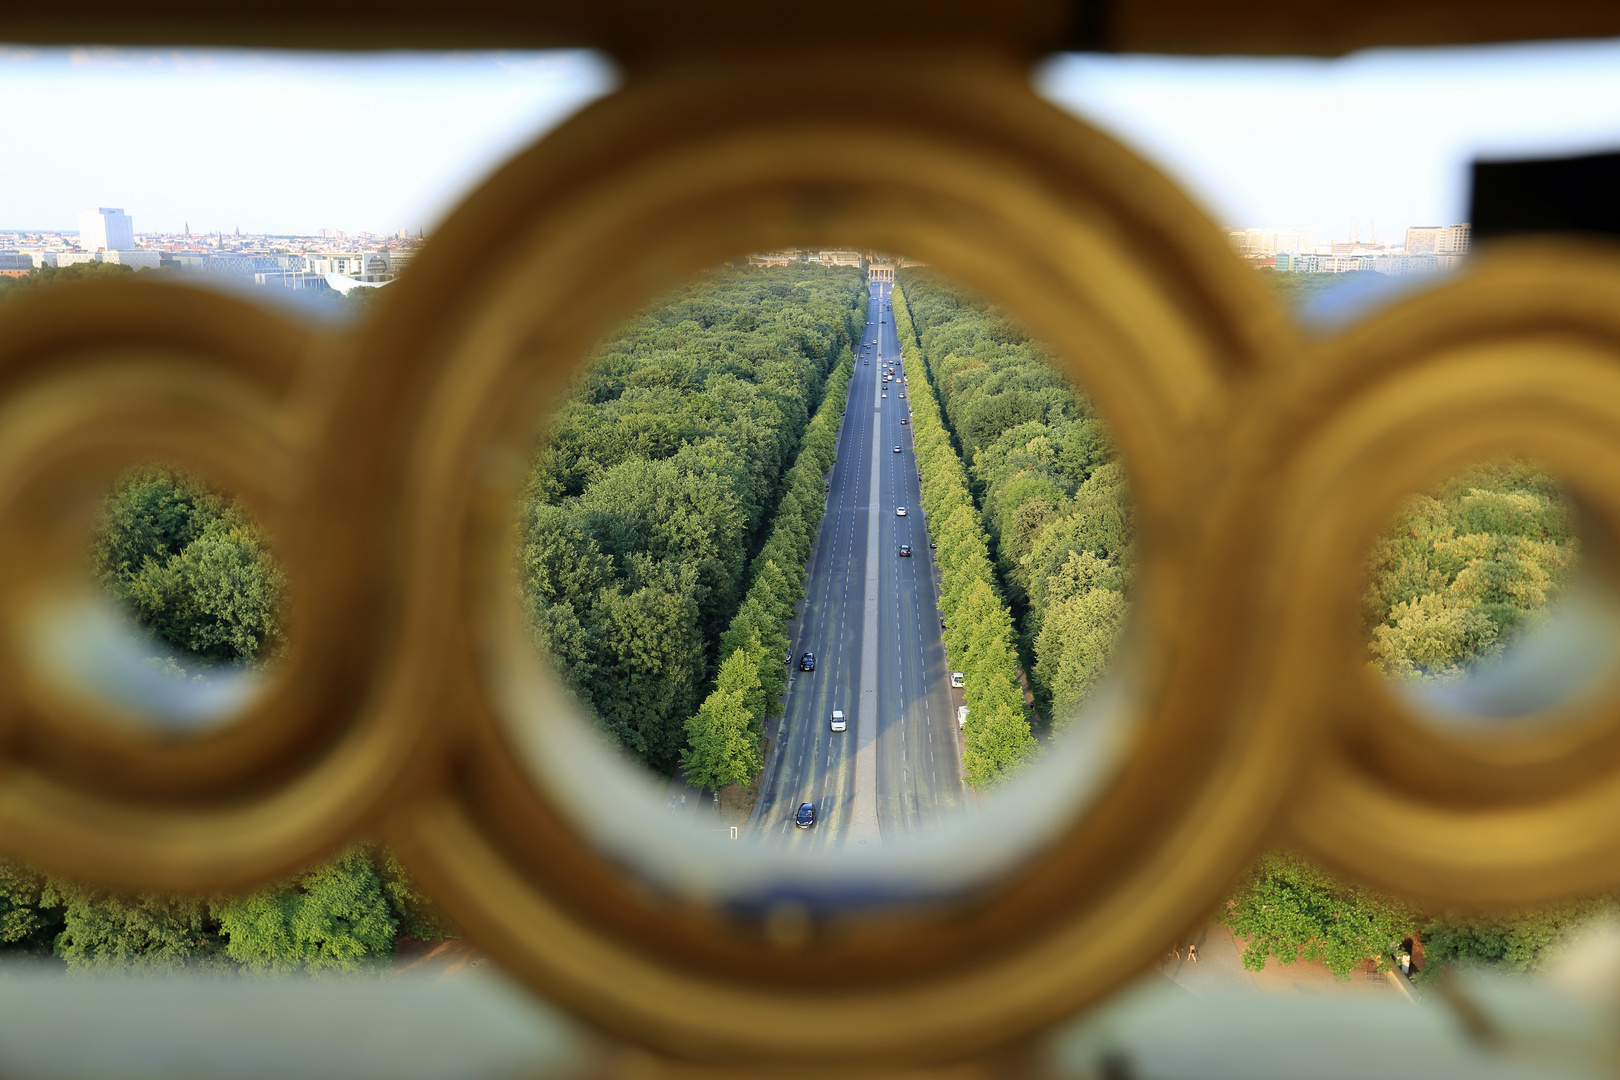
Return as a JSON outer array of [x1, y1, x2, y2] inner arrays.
[[900, 418, 908, 425], [796, 802, 816, 828], [899, 544, 912, 557], [799, 652, 816, 671]]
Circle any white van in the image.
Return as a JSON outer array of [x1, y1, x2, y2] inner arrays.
[[830, 710, 846, 732], [957, 705, 969, 729]]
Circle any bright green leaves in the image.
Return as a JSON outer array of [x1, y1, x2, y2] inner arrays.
[[898, 274, 1135, 762], [214, 847, 399, 976], [45, 880, 225, 972], [893, 285, 1038, 789], [94, 467, 286, 670], [1221, 852, 1418, 980], [682, 636, 767, 792]]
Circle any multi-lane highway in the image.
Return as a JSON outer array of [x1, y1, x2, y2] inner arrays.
[[752, 281, 966, 848]]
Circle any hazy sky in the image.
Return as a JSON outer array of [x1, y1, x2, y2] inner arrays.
[[0, 47, 615, 235], [1040, 39, 1620, 242], [4, 40, 1620, 240]]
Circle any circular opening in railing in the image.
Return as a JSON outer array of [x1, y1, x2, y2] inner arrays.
[[495, 258, 1141, 912], [1362, 457, 1620, 729], [25, 463, 289, 734]]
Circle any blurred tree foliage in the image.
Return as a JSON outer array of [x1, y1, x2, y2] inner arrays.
[[1224, 852, 1619, 983], [1364, 460, 1576, 681], [0, 844, 448, 975], [1419, 897, 1620, 978], [521, 265, 865, 774]]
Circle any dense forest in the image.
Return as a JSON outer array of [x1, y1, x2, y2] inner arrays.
[[521, 264, 866, 774], [896, 271, 1131, 730]]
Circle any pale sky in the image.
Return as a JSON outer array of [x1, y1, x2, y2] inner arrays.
[[1039, 39, 1620, 243], [0, 47, 615, 235], [4, 40, 1620, 241]]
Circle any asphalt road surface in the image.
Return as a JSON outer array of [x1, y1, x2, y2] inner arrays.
[[752, 281, 966, 849]]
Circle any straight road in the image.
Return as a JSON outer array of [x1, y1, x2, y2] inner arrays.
[[752, 280, 965, 848]]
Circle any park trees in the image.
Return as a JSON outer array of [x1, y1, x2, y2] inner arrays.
[[892, 285, 1038, 788], [95, 467, 285, 669], [1221, 852, 1418, 980], [682, 636, 768, 792], [896, 273, 1134, 745], [521, 265, 866, 774]]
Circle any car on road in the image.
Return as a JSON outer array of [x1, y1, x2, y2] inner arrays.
[[799, 652, 816, 671], [899, 418, 908, 425], [796, 802, 816, 828], [893, 445, 901, 453], [830, 710, 845, 732], [896, 506, 907, 516], [899, 544, 912, 557], [899, 393, 906, 399], [882, 392, 887, 398]]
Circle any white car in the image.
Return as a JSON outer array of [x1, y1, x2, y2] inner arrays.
[[951, 671, 965, 688], [893, 445, 901, 453], [896, 506, 907, 517], [830, 710, 846, 732]]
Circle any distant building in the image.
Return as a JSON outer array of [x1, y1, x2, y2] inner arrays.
[[1228, 228, 1317, 256], [78, 207, 135, 252], [101, 249, 161, 270], [748, 251, 803, 267], [817, 250, 864, 268], [1405, 226, 1442, 253], [0, 252, 31, 278], [306, 250, 390, 282], [255, 271, 331, 291], [1404, 223, 1470, 255], [1436, 223, 1471, 254]]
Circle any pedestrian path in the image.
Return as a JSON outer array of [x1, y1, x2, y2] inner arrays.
[[1162, 923, 1257, 996]]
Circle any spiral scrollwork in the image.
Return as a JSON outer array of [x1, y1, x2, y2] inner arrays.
[[1, 52, 1618, 1066]]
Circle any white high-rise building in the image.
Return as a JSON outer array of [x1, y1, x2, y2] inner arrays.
[[78, 207, 134, 252]]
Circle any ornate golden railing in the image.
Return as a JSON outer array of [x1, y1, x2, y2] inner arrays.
[[4, 4, 1620, 1071]]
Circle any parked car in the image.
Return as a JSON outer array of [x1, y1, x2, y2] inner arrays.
[[896, 506, 907, 517], [796, 802, 816, 828], [899, 544, 912, 557], [799, 652, 816, 671], [951, 671, 965, 688], [830, 710, 846, 732], [957, 706, 970, 729]]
